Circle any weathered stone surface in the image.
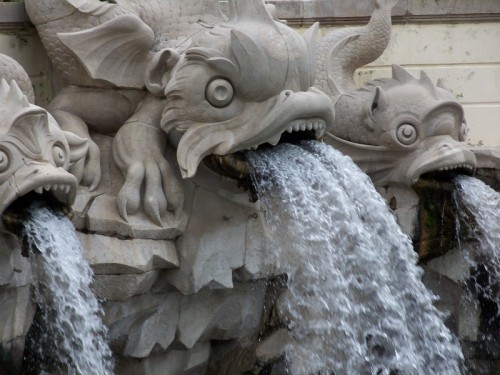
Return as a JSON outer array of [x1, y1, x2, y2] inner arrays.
[[177, 282, 267, 349], [0, 233, 31, 288], [255, 329, 290, 363], [115, 341, 211, 375], [422, 268, 480, 340], [235, 209, 278, 281], [472, 147, 500, 169], [426, 247, 471, 284], [377, 185, 420, 238], [104, 292, 181, 359], [0, 285, 35, 343], [104, 283, 265, 359], [79, 233, 179, 275], [92, 271, 160, 302], [167, 187, 247, 294]]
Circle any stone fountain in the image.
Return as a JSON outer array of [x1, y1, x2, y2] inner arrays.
[[0, 0, 498, 374]]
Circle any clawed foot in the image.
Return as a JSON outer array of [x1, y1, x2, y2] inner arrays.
[[113, 123, 183, 225]]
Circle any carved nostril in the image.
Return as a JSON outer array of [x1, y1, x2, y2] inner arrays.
[[284, 90, 292, 97], [439, 144, 453, 151]]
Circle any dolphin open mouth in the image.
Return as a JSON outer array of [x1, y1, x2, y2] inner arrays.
[[1, 165, 78, 236], [420, 162, 476, 182], [204, 117, 328, 182]]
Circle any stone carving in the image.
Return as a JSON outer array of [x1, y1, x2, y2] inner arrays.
[[25, 0, 334, 228], [316, 0, 477, 187], [0, 51, 89, 373], [326, 65, 477, 186], [0, 54, 88, 225]]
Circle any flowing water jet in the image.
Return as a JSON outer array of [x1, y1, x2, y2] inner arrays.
[[4, 198, 115, 374], [453, 176, 500, 347], [248, 141, 464, 374]]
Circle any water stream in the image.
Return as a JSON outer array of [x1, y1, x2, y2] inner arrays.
[[454, 176, 500, 338], [20, 202, 114, 374], [248, 141, 464, 374]]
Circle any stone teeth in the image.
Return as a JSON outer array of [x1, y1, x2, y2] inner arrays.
[[64, 185, 70, 194], [293, 123, 300, 131], [35, 187, 43, 194], [44, 185, 51, 191], [306, 122, 313, 130], [287, 126, 293, 133], [268, 134, 281, 146], [299, 123, 306, 131]]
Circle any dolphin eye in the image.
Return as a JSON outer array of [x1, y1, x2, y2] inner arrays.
[[396, 124, 418, 145], [0, 149, 9, 173], [459, 122, 468, 141], [206, 78, 234, 108], [52, 144, 66, 167]]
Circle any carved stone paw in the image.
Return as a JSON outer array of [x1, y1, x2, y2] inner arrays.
[[113, 123, 183, 226]]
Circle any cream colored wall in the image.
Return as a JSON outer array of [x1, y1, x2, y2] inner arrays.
[[319, 22, 500, 147], [0, 31, 51, 106]]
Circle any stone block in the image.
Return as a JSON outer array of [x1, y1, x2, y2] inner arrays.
[[255, 329, 290, 364], [79, 233, 179, 275], [177, 282, 267, 350], [0, 285, 35, 343], [0, 233, 32, 288], [234, 209, 279, 281], [104, 292, 181, 359], [115, 341, 210, 375], [167, 187, 247, 294], [92, 271, 160, 302], [426, 247, 471, 285]]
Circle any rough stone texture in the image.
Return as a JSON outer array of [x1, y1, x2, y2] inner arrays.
[[426, 247, 471, 285], [79, 233, 179, 275], [0, 234, 31, 288], [167, 187, 248, 294], [423, 268, 480, 341], [104, 292, 182, 359], [177, 282, 267, 349], [0, 285, 35, 344], [115, 342, 211, 375], [92, 271, 160, 302], [255, 329, 290, 364], [103, 282, 266, 360], [377, 185, 419, 238]]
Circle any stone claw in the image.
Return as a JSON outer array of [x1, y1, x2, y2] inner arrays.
[[113, 123, 184, 226]]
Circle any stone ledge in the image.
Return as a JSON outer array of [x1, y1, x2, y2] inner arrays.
[[2, 1, 500, 31], [269, 0, 500, 26], [0, 3, 30, 31]]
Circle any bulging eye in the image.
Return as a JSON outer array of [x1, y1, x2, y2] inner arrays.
[[459, 122, 468, 141], [206, 78, 234, 108], [0, 149, 9, 173], [396, 124, 418, 145], [52, 144, 66, 167]]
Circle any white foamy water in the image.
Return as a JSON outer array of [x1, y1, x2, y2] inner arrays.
[[454, 176, 500, 314], [22, 203, 114, 375], [248, 142, 463, 374]]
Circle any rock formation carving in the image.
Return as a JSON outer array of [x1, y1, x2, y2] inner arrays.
[[25, 0, 334, 226], [316, 0, 477, 186]]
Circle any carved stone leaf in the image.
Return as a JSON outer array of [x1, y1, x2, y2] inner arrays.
[[58, 14, 155, 89]]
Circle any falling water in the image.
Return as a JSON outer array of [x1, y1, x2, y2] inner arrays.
[[248, 142, 463, 374], [20, 202, 114, 374], [454, 176, 500, 323]]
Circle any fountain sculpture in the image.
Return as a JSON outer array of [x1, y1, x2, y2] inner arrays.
[[0, 0, 498, 373]]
